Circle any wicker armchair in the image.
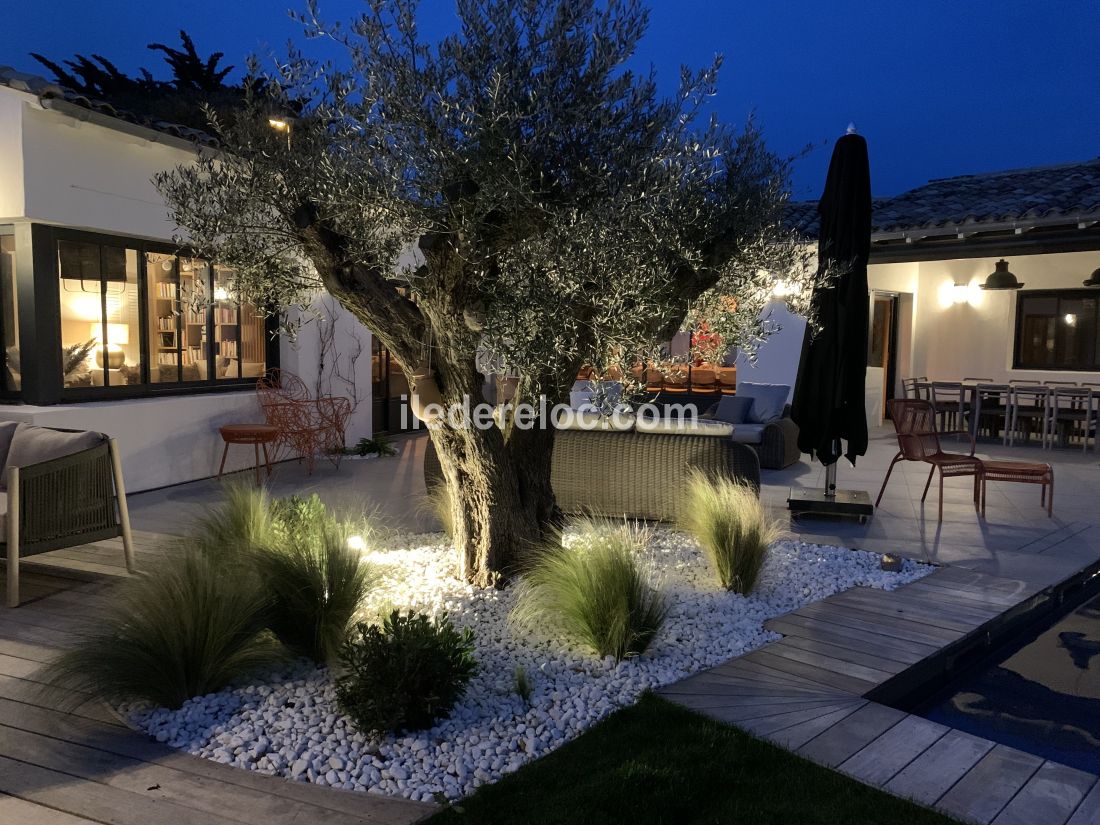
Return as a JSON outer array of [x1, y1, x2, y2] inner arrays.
[[1, 424, 135, 607], [423, 428, 760, 522]]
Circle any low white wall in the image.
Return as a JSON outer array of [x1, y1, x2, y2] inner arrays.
[[0, 392, 264, 492]]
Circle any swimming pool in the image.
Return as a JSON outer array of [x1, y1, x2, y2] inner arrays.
[[914, 591, 1100, 774]]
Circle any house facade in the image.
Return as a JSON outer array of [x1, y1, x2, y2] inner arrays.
[[739, 156, 1100, 426], [0, 70, 382, 491]]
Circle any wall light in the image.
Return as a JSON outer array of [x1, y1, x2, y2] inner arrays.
[[268, 117, 292, 133], [772, 280, 795, 298], [1065, 313, 1078, 327], [938, 279, 980, 309]]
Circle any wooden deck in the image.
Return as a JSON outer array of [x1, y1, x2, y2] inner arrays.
[[0, 531, 435, 825], [659, 566, 1100, 825]]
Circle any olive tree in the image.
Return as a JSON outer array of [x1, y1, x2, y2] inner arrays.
[[157, 0, 818, 586]]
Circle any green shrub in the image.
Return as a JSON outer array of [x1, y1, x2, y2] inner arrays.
[[353, 434, 397, 457], [42, 549, 281, 709], [678, 471, 782, 595], [255, 519, 376, 664], [510, 519, 668, 661], [335, 610, 477, 734]]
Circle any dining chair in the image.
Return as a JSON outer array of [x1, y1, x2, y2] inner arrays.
[[1047, 387, 1098, 452], [902, 376, 928, 399], [963, 377, 993, 383], [1005, 385, 1051, 447], [972, 383, 1010, 440], [931, 381, 968, 432]]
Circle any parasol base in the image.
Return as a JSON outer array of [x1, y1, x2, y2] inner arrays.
[[787, 488, 874, 523]]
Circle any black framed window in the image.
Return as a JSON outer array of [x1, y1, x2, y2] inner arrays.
[[37, 226, 277, 401], [1014, 289, 1100, 371]]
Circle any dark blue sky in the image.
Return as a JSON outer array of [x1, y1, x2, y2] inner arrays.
[[5, 0, 1098, 198]]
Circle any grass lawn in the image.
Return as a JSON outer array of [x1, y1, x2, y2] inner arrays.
[[427, 694, 961, 825]]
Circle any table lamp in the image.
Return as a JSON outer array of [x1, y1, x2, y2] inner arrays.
[[90, 323, 130, 369]]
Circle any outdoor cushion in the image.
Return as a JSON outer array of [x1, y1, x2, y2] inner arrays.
[[738, 382, 790, 424], [635, 417, 734, 437], [4, 424, 102, 471], [729, 423, 766, 444], [711, 395, 754, 424], [0, 421, 20, 476], [556, 410, 635, 432]]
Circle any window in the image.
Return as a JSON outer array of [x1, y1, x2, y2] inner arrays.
[[1014, 290, 1100, 371], [54, 232, 270, 396], [58, 240, 143, 388], [1, 230, 18, 391]]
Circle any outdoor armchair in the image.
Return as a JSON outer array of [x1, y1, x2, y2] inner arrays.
[[256, 369, 352, 474], [876, 398, 981, 522], [1, 423, 135, 607]]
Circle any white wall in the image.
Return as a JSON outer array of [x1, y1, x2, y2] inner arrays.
[[904, 251, 1100, 384], [0, 91, 26, 221], [0, 392, 263, 491], [734, 300, 805, 398], [20, 106, 198, 240]]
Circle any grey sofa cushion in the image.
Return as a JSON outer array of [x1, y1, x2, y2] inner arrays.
[[738, 382, 790, 423], [711, 395, 754, 424], [730, 423, 766, 444], [635, 417, 734, 437], [5, 424, 103, 470]]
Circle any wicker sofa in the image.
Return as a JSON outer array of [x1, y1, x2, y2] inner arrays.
[[0, 422, 135, 607], [423, 425, 761, 523]]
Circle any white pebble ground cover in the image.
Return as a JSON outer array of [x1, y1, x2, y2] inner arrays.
[[132, 529, 931, 802]]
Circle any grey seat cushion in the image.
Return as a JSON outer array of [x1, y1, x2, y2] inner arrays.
[[635, 417, 734, 437], [5, 424, 103, 471], [730, 423, 766, 444], [711, 395, 754, 424], [737, 382, 790, 424]]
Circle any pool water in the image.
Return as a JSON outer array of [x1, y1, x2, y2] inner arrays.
[[916, 593, 1100, 773]]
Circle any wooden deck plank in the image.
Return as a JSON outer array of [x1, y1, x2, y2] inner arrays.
[[765, 637, 906, 678], [740, 650, 879, 695], [828, 588, 997, 632], [991, 762, 1097, 825], [0, 753, 246, 825], [0, 793, 104, 824], [936, 745, 1044, 825], [1066, 778, 1100, 825], [700, 698, 847, 724], [736, 701, 866, 737], [0, 697, 431, 822], [765, 614, 938, 664], [838, 715, 949, 787], [905, 578, 1027, 609], [764, 703, 867, 751], [791, 601, 965, 645], [0, 721, 420, 825], [885, 729, 996, 805], [796, 703, 907, 768]]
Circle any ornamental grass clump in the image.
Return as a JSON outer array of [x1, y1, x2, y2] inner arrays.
[[510, 518, 668, 661], [41, 548, 281, 710], [336, 610, 477, 734], [189, 487, 378, 664], [678, 471, 782, 595]]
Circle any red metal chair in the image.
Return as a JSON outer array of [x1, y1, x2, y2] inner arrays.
[[256, 370, 351, 474], [876, 398, 982, 522]]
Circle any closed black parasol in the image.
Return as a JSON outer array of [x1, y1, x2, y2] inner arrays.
[[788, 128, 873, 519]]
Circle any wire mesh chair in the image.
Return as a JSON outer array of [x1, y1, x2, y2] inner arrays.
[[256, 370, 350, 473], [1005, 385, 1051, 447], [1047, 387, 1098, 452], [876, 399, 981, 522]]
